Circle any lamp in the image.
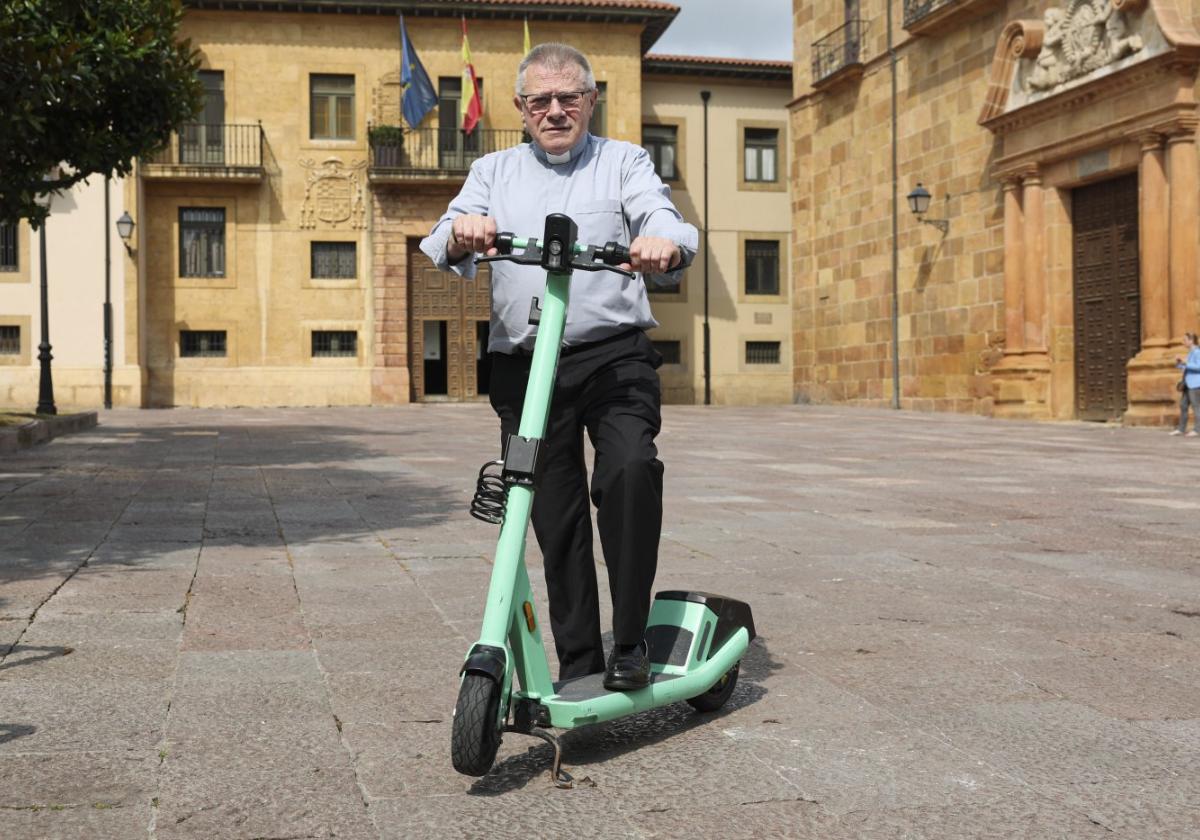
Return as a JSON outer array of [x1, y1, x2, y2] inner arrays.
[[906, 182, 949, 234], [35, 167, 61, 415], [116, 211, 135, 254]]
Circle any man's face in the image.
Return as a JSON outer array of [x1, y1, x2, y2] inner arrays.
[[514, 62, 596, 156]]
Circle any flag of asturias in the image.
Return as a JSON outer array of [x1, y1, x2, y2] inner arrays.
[[400, 15, 437, 129], [460, 16, 484, 135]]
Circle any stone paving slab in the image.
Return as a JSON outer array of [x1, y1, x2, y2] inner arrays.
[[2, 405, 1200, 838]]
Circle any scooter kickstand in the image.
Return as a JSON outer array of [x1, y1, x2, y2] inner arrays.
[[506, 724, 574, 788]]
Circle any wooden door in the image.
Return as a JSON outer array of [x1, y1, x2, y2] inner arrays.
[[408, 240, 491, 401], [1072, 174, 1140, 421]]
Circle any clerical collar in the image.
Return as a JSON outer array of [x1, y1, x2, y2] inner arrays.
[[533, 134, 590, 166]]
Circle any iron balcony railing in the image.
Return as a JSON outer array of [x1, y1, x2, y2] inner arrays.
[[903, 0, 947, 26], [369, 127, 525, 176], [812, 19, 868, 86], [147, 123, 264, 170]]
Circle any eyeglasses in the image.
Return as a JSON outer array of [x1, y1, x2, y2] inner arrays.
[[518, 89, 592, 115]]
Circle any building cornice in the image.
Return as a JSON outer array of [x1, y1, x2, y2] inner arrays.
[[183, 0, 680, 53], [642, 53, 792, 83]]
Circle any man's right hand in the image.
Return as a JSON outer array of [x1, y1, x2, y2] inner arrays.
[[448, 214, 498, 261]]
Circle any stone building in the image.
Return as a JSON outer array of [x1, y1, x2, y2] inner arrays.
[[791, 0, 1200, 423], [0, 0, 793, 409]]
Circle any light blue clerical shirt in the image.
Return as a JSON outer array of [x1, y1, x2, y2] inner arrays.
[[419, 133, 698, 354]]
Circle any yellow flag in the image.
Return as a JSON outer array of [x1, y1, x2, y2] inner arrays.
[[523, 18, 531, 55]]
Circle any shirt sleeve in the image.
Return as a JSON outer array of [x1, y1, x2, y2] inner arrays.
[[620, 145, 698, 290], [418, 157, 494, 281]]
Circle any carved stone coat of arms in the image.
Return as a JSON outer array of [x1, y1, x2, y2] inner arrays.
[[299, 157, 367, 230]]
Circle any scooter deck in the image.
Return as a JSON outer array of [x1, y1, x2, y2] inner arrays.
[[551, 671, 682, 702]]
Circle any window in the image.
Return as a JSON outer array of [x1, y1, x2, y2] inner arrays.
[[0, 221, 16, 272], [311, 242, 356, 279], [311, 74, 355, 140], [180, 330, 227, 357], [181, 71, 225, 165], [179, 208, 225, 277], [312, 330, 357, 358], [0, 325, 19, 355], [438, 77, 485, 166], [746, 341, 781, 365], [745, 240, 780, 295], [744, 128, 778, 183], [643, 125, 677, 180], [592, 82, 607, 137], [652, 340, 681, 365]]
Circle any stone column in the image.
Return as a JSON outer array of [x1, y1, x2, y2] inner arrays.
[[1002, 178, 1025, 355], [1168, 128, 1199, 339], [1021, 171, 1046, 352], [1139, 133, 1170, 349]]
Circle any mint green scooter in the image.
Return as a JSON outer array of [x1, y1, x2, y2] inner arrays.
[[452, 213, 756, 786]]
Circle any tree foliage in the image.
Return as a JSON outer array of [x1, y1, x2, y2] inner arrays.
[[0, 0, 203, 227]]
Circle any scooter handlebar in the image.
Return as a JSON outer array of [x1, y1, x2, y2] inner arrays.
[[474, 233, 635, 279]]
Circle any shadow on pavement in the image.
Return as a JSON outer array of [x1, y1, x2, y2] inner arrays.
[[0, 420, 460, 614]]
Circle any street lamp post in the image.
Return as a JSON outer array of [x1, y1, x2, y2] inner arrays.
[[34, 173, 58, 416]]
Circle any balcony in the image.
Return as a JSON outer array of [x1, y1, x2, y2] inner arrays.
[[142, 123, 265, 182], [369, 127, 525, 183], [903, 0, 1004, 35], [811, 20, 868, 91]]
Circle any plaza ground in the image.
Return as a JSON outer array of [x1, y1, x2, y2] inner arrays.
[[1, 404, 1198, 838]]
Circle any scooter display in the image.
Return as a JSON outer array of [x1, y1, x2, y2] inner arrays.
[[452, 212, 756, 786]]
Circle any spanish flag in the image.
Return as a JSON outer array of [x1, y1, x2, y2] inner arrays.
[[460, 16, 484, 135]]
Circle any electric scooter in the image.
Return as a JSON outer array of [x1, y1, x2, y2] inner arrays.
[[452, 212, 756, 786]]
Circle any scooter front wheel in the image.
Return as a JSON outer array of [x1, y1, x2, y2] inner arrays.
[[686, 662, 739, 713], [451, 673, 503, 776]]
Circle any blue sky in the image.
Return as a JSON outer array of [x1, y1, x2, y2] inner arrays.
[[650, 0, 793, 62]]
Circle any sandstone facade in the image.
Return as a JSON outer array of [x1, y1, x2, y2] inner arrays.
[[791, 0, 1200, 422]]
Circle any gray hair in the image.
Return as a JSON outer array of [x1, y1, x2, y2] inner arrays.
[[516, 43, 596, 94]]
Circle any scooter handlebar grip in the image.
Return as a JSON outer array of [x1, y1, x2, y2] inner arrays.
[[494, 232, 515, 255], [602, 242, 631, 266]]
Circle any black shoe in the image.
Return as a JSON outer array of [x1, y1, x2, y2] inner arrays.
[[603, 641, 650, 691]]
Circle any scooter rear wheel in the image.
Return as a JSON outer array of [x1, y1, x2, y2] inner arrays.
[[686, 662, 739, 712], [451, 673, 503, 776]]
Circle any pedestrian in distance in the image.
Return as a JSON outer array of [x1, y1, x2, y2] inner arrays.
[[1171, 331, 1200, 437], [419, 43, 697, 691]]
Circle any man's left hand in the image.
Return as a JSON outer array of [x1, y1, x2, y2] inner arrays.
[[625, 236, 681, 275]]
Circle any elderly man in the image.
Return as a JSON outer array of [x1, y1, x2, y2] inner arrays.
[[420, 43, 696, 691]]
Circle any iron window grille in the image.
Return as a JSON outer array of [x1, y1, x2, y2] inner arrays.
[[745, 240, 781, 295], [744, 129, 779, 183], [652, 340, 682, 365], [180, 330, 227, 357], [311, 74, 355, 140], [312, 330, 357, 358], [0, 222, 17, 271], [0, 325, 19, 355], [812, 19, 867, 85], [643, 125, 678, 180], [311, 242, 357, 279], [746, 341, 781, 365], [179, 208, 226, 277]]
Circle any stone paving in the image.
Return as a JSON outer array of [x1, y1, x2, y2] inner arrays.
[[1, 404, 1199, 839]]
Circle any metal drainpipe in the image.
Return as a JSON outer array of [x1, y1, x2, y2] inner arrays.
[[888, 1, 901, 409], [700, 89, 711, 406], [104, 176, 113, 410]]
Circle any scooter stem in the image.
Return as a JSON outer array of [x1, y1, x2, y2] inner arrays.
[[475, 269, 571, 674]]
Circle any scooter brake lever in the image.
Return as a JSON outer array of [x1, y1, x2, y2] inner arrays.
[[570, 261, 636, 280], [474, 254, 543, 267]]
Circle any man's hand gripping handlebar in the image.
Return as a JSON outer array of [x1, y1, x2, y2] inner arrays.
[[473, 213, 635, 279]]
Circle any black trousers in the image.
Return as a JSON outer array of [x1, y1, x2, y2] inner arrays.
[[489, 329, 664, 680]]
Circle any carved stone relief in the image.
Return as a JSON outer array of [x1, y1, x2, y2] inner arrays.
[[299, 157, 367, 230], [1026, 0, 1144, 92]]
